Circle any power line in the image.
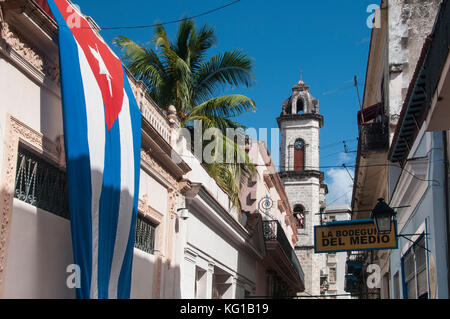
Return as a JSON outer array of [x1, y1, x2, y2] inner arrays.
[[320, 138, 358, 150], [327, 190, 352, 205], [153, 149, 441, 185], [67, 0, 241, 30], [342, 164, 354, 182]]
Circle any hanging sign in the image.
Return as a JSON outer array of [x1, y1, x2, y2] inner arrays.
[[314, 219, 398, 253]]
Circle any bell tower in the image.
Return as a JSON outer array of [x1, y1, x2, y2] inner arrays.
[[277, 78, 327, 297]]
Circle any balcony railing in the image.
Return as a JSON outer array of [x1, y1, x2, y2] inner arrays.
[[344, 252, 367, 294], [263, 220, 304, 282], [359, 116, 389, 154], [34, 0, 55, 20]]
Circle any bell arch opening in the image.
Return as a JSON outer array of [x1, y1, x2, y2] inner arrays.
[[293, 205, 306, 230]]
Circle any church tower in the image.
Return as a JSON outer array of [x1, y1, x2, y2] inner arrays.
[[277, 78, 327, 297]]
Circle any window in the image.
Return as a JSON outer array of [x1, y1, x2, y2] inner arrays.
[[329, 268, 337, 284], [296, 99, 304, 114], [195, 267, 207, 299], [393, 272, 400, 299], [382, 273, 391, 299], [403, 236, 428, 299], [15, 146, 159, 254], [293, 205, 305, 230], [134, 214, 157, 255], [14, 146, 69, 219], [293, 139, 305, 171]]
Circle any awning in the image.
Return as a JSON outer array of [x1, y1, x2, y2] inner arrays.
[[357, 102, 384, 125]]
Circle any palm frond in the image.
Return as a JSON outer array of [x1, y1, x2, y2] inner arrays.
[[193, 50, 255, 103], [189, 94, 256, 120], [116, 19, 257, 212]]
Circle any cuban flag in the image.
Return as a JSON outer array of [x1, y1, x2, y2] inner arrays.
[[47, 0, 141, 299]]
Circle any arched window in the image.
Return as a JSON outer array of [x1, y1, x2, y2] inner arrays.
[[293, 138, 305, 171], [293, 205, 306, 230], [296, 98, 304, 114]]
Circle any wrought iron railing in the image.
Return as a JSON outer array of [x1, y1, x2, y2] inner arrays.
[[14, 146, 156, 254], [359, 116, 389, 154], [14, 146, 70, 219], [348, 252, 367, 263], [134, 215, 156, 255], [263, 220, 304, 283]]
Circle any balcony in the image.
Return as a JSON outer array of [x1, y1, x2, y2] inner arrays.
[[359, 116, 389, 154], [344, 252, 366, 294], [346, 252, 366, 275], [263, 220, 305, 291], [34, 0, 55, 20], [344, 274, 359, 294]]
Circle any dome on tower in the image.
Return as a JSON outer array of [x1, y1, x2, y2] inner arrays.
[[281, 79, 319, 116]]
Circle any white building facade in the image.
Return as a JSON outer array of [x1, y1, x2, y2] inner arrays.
[[322, 205, 351, 299], [0, 0, 265, 299]]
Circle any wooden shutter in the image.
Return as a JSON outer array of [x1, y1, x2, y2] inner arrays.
[[294, 148, 304, 171]]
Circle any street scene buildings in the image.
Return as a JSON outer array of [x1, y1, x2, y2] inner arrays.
[[346, 0, 450, 299], [0, 0, 449, 300]]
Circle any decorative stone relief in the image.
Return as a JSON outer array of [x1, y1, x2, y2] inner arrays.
[[138, 194, 164, 225], [0, 22, 43, 72], [0, 22, 60, 85], [140, 150, 178, 188]]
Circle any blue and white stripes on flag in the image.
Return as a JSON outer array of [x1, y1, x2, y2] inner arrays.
[[47, 0, 141, 299]]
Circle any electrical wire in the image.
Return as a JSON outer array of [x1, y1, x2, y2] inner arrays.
[[173, 150, 441, 184], [320, 138, 358, 150], [327, 190, 352, 206], [65, 0, 241, 30]]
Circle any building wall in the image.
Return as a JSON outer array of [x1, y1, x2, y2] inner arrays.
[[0, 5, 261, 299], [388, 0, 442, 139], [280, 119, 320, 172], [3, 200, 75, 298], [385, 0, 445, 300], [239, 140, 304, 297], [389, 131, 449, 299]]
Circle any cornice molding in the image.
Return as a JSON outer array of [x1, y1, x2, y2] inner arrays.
[[277, 113, 324, 128], [279, 170, 325, 183]]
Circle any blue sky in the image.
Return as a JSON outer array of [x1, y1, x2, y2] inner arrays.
[[73, 0, 375, 205]]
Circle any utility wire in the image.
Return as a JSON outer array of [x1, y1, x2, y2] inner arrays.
[[175, 151, 441, 184], [342, 164, 354, 182], [327, 190, 352, 205], [320, 138, 358, 150], [68, 0, 241, 30]]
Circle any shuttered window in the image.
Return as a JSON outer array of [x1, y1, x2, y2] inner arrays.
[[403, 236, 428, 299]]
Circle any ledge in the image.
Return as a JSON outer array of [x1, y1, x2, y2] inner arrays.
[[277, 113, 324, 128], [279, 170, 325, 183]]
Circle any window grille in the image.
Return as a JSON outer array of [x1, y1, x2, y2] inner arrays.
[[14, 146, 157, 254], [14, 146, 70, 219], [134, 215, 156, 254]]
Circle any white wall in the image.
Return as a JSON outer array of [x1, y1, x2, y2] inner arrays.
[[3, 200, 75, 299]]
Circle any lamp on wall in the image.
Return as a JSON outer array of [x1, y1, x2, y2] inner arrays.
[[177, 208, 190, 220], [370, 198, 396, 234]]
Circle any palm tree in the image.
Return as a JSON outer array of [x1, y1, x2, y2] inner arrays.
[[114, 19, 257, 210]]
